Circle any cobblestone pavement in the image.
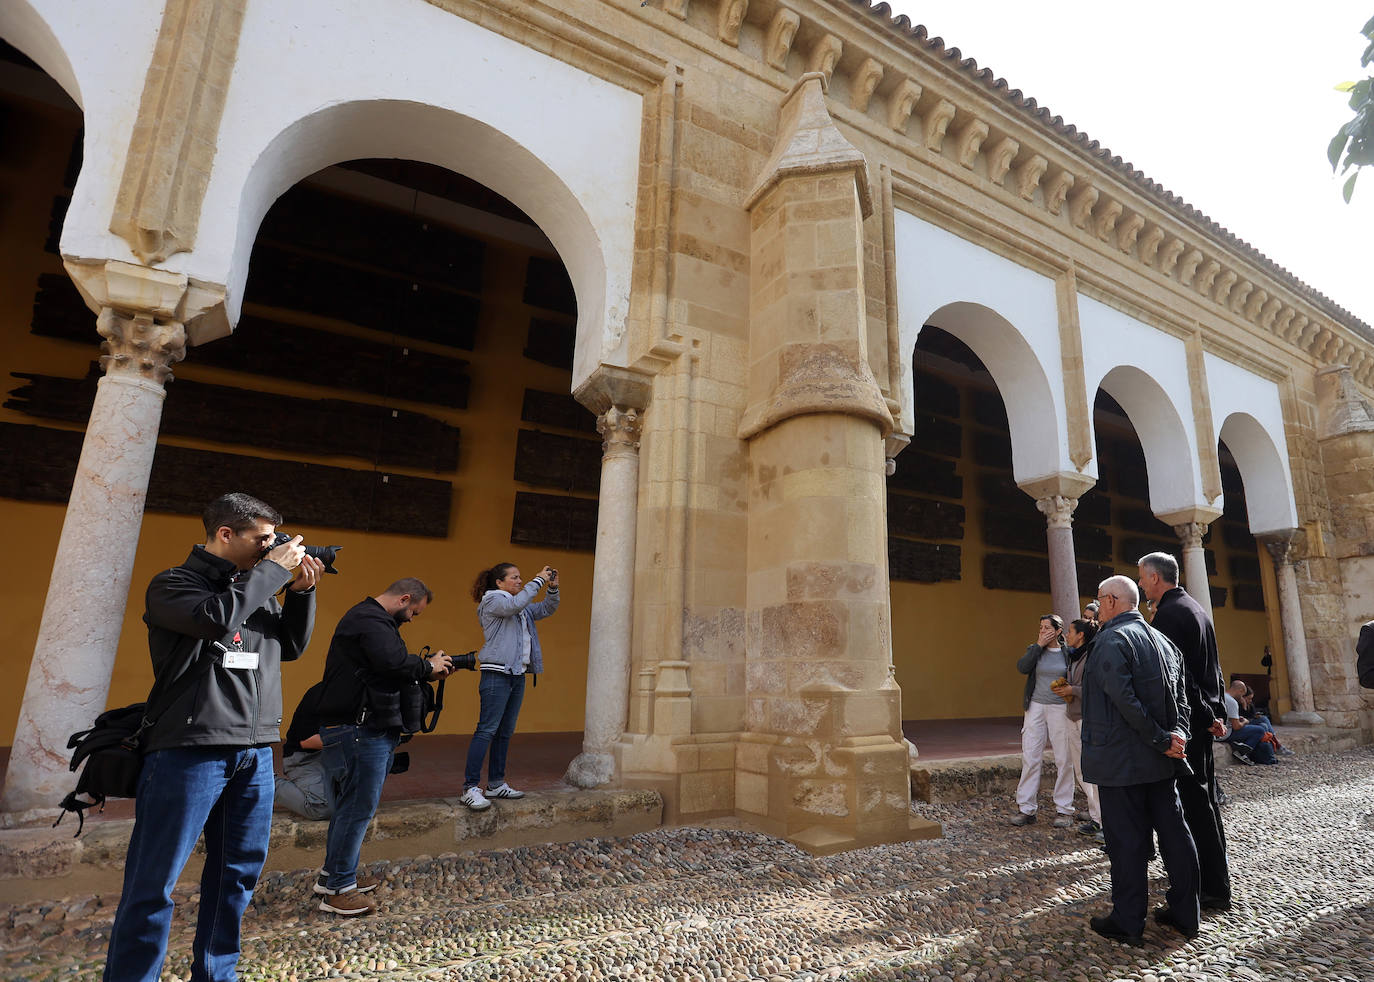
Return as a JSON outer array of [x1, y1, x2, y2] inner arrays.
[[4, 747, 1372, 981]]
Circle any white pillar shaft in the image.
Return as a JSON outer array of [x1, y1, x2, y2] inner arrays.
[[1274, 561, 1316, 714], [2, 373, 169, 813], [1173, 523, 1214, 621]]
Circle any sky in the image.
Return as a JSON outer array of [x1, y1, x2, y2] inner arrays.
[[882, 1, 1374, 325]]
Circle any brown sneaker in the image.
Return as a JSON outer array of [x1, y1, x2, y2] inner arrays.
[[319, 888, 375, 917], [315, 871, 380, 896]]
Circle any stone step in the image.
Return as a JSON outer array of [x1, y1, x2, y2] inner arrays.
[[0, 788, 662, 905]]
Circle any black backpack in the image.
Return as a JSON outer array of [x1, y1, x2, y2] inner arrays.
[[56, 654, 215, 835]]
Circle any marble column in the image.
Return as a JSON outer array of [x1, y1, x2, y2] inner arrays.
[[1, 305, 186, 816], [1172, 521, 1215, 621], [1261, 532, 1325, 726], [566, 405, 644, 788], [1036, 494, 1080, 624]]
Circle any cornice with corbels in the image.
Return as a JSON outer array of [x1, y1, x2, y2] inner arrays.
[[640, 0, 1374, 386]]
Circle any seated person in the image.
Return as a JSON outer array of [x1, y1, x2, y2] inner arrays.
[[1218, 681, 1292, 764], [277, 682, 333, 820]]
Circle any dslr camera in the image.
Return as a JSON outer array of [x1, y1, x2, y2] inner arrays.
[[268, 531, 343, 574]]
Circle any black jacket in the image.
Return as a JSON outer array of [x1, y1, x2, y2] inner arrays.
[[313, 597, 433, 726], [1357, 622, 1374, 689], [142, 546, 316, 752], [1149, 587, 1226, 735], [1081, 610, 1191, 787]]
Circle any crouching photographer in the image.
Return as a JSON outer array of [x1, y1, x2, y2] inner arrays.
[[308, 577, 451, 917]]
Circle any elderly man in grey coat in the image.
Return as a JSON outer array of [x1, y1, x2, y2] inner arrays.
[[1082, 576, 1201, 946]]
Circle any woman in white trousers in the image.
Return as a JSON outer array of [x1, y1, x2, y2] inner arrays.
[[1054, 618, 1102, 836], [1011, 614, 1077, 826]]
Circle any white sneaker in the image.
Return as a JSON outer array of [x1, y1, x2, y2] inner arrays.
[[460, 786, 491, 810], [486, 782, 526, 799]]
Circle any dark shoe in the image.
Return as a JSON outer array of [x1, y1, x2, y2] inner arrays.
[[1200, 895, 1232, 912], [1153, 905, 1200, 939], [1089, 915, 1143, 946], [1231, 746, 1255, 765], [1077, 820, 1102, 836], [1010, 812, 1036, 826]]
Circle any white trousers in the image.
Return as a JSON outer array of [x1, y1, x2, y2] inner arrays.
[[1016, 700, 1076, 815], [1067, 717, 1101, 824]]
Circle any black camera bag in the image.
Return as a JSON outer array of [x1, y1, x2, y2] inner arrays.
[[56, 651, 215, 835]]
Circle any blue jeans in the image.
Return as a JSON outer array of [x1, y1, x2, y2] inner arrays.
[[104, 746, 274, 982], [463, 671, 526, 788], [320, 725, 398, 892]]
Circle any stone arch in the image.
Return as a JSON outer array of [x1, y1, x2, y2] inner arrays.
[[1094, 365, 1200, 516], [0, 1, 83, 107], [1218, 412, 1298, 534], [893, 211, 1067, 486], [223, 99, 617, 384]]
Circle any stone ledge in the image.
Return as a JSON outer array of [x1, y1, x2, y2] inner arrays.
[[0, 788, 662, 904]]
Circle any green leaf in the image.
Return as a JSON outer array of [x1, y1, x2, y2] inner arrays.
[[1362, 13, 1374, 35], [1330, 131, 1351, 170], [1344, 171, 1359, 203], [1337, 80, 1358, 92]]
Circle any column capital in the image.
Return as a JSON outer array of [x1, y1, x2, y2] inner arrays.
[[883, 432, 911, 477], [1259, 528, 1299, 566], [1035, 494, 1078, 529], [573, 364, 653, 417], [64, 257, 229, 346], [97, 308, 187, 385], [1172, 521, 1209, 550], [598, 405, 643, 458]]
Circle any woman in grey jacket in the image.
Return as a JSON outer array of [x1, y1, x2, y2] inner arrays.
[[459, 562, 560, 810]]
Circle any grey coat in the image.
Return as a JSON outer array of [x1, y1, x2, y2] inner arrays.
[[476, 579, 560, 675], [1081, 610, 1191, 787]]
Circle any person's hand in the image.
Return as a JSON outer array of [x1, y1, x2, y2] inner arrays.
[[1036, 623, 1057, 647], [1208, 718, 1226, 739], [265, 534, 305, 571], [428, 650, 453, 679], [289, 554, 325, 591], [548, 568, 559, 588], [1165, 732, 1187, 759], [537, 565, 554, 584]]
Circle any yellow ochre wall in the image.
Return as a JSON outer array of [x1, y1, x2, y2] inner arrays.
[[0, 94, 596, 741]]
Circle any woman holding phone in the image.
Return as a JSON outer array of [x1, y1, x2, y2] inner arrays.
[[1011, 613, 1077, 827], [459, 562, 560, 811]]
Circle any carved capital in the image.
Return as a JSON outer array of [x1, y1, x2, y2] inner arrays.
[[64, 257, 228, 347], [1260, 529, 1297, 567], [1172, 521, 1209, 550], [887, 77, 922, 131], [764, 7, 799, 70], [1043, 169, 1074, 215], [598, 405, 644, 458], [1014, 152, 1046, 200], [884, 432, 911, 477], [573, 364, 653, 418], [851, 58, 884, 113], [922, 98, 956, 152], [807, 34, 842, 84], [717, 0, 747, 47], [952, 116, 988, 168], [97, 308, 187, 384], [1035, 495, 1078, 530]]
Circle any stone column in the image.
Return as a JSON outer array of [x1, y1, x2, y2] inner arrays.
[[1261, 532, 1325, 726], [1, 262, 199, 816], [1036, 495, 1080, 623], [1172, 520, 1215, 621], [566, 403, 645, 787]]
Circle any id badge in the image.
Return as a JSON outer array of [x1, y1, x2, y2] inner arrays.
[[222, 651, 260, 670]]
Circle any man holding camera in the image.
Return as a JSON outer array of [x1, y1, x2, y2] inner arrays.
[[309, 578, 452, 916], [104, 493, 323, 982]]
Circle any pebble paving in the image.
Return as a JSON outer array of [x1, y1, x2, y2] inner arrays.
[[3, 746, 1372, 981]]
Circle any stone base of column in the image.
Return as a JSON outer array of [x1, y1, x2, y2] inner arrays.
[[564, 751, 617, 788], [1278, 711, 1326, 727]]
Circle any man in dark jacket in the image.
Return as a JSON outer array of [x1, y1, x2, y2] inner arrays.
[[1083, 576, 1199, 946], [310, 578, 451, 916], [1138, 551, 1232, 911], [105, 493, 322, 982]]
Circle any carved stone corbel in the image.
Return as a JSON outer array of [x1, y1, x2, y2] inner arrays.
[[717, 0, 748, 47], [1285, 313, 1309, 344], [1116, 212, 1145, 252], [922, 98, 956, 152], [1273, 307, 1296, 338], [1176, 249, 1204, 286], [1245, 288, 1269, 322], [1211, 269, 1238, 305], [1156, 238, 1186, 277], [764, 7, 799, 70], [1013, 153, 1046, 199], [1138, 225, 1165, 265], [1091, 198, 1122, 241], [1258, 296, 1281, 330], [808, 34, 842, 84], [850, 58, 884, 113], [1067, 181, 1098, 229], [1043, 169, 1074, 215], [952, 116, 989, 168], [1229, 279, 1254, 314], [887, 78, 922, 132]]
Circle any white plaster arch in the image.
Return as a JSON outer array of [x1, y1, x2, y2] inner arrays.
[[1080, 295, 1204, 516], [0, 0, 82, 106], [159, 0, 644, 388], [1205, 353, 1298, 534], [893, 211, 1068, 485]]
